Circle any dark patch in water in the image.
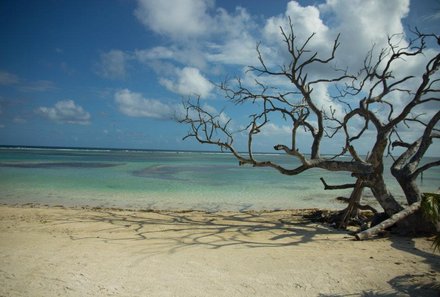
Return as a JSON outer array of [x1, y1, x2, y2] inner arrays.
[[132, 165, 190, 181], [132, 164, 235, 181], [0, 162, 123, 169], [280, 185, 310, 191]]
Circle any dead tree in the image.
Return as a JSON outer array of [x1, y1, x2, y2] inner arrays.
[[356, 201, 422, 240], [179, 21, 440, 231], [391, 111, 440, 205]]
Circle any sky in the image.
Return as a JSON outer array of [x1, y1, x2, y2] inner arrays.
[[0, 0, 439, 155]]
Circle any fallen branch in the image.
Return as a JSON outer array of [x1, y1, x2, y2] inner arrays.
[[355, 201, 421, 240]]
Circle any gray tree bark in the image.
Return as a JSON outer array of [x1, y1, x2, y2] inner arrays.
[[355, 201, 421, 240]]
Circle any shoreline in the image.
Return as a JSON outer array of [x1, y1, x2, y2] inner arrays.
[[0, 201, 328, 214], [1, 203, 439, 296]]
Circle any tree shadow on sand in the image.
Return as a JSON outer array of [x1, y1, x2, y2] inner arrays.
[[51, 208, 348, 253], [44, 207, 440, 295], [318, 273, 440, 296], [318, 263, 439, 297], [390, 235, 440, 272], [318, 235, 440, 297]]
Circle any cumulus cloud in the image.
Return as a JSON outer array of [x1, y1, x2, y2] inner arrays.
[[264, 1, 330, 47], [130, 0, 418, 102], [126, 0, 437, 153], [134, 0, 214, 40], [133, 0, 257, 72], [196, 103, 230, 125], [254, 0, 436, 130], [114, 89, 231, 128], [206, 34, 260, 66], [130, 0, 423, 80], [114, 89, 174, 119], [135, 46, 207, 70], [259, 123, 291, 136], [251, 0, 416, 90], [159, 67, 213, 98], [319, 0, 410, 70], [96, 50, 129, 80], [135, 46, 175, 62], [36, 100, 91, 125]]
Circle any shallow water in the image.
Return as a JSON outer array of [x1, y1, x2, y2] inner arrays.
[[0, 147, 438, 211]]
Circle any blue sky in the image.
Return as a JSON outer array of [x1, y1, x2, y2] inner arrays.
[[0, 0, 439, 154]]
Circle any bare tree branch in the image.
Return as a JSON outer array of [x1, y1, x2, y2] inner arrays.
[[180, 25, 439, 230], [320, 177, 356, 190]]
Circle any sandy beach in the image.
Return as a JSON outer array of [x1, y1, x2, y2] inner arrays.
[[0, 205, 438, 297]]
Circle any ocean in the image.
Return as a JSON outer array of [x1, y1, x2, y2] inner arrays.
[[0, 147, 438, 211]]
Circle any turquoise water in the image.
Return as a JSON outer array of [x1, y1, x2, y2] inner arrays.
[[0, 147, 438, 211]]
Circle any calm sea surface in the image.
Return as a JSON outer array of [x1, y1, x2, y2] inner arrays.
[[0, 147, 438, 211]]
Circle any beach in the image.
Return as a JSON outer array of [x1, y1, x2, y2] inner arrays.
[[0, 205, 439, 296]]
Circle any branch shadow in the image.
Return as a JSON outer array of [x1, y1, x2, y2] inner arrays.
[[318, 272, 440, 297], [50, 208, 348, 253], [35, 207, 440, 295], [318, 247, 439, 297], [389, 236, 440, 272]]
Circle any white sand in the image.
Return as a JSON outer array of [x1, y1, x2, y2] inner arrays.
[[0, 205, 439, 296]]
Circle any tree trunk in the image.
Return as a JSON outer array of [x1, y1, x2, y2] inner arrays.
[[339, 179, 364, 228], [397, 178, 421, 205], [370, 175, 403, 216], [392, 173, 437, 234], [355, 201, 421, 240]]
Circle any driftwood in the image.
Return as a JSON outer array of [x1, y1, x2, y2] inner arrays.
[[355, 201, 421, 240]]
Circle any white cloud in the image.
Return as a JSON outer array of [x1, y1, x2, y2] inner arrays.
[[206, 34, 260, 66], [133, 0, 257, 72], [96, 50, 129, 80], [319, 0, 410, 71], [134, 0, 214, 40], [159, 67, 213, 98], [135, 47, 175, 62], [36, 100, 91, 125], [264, 1, 329, 46], [135, 46, 207, 70], [257, 0, 414, 80], [200, 103, 230, 125], [114, 89, 174, 119], [0, 70, 19, 85], [246, 0, 433, 130], [114, 89, 230, 124], [129, 0, 423, 83], [124, 0, 437, 155], [259, 123, 291, 136]]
